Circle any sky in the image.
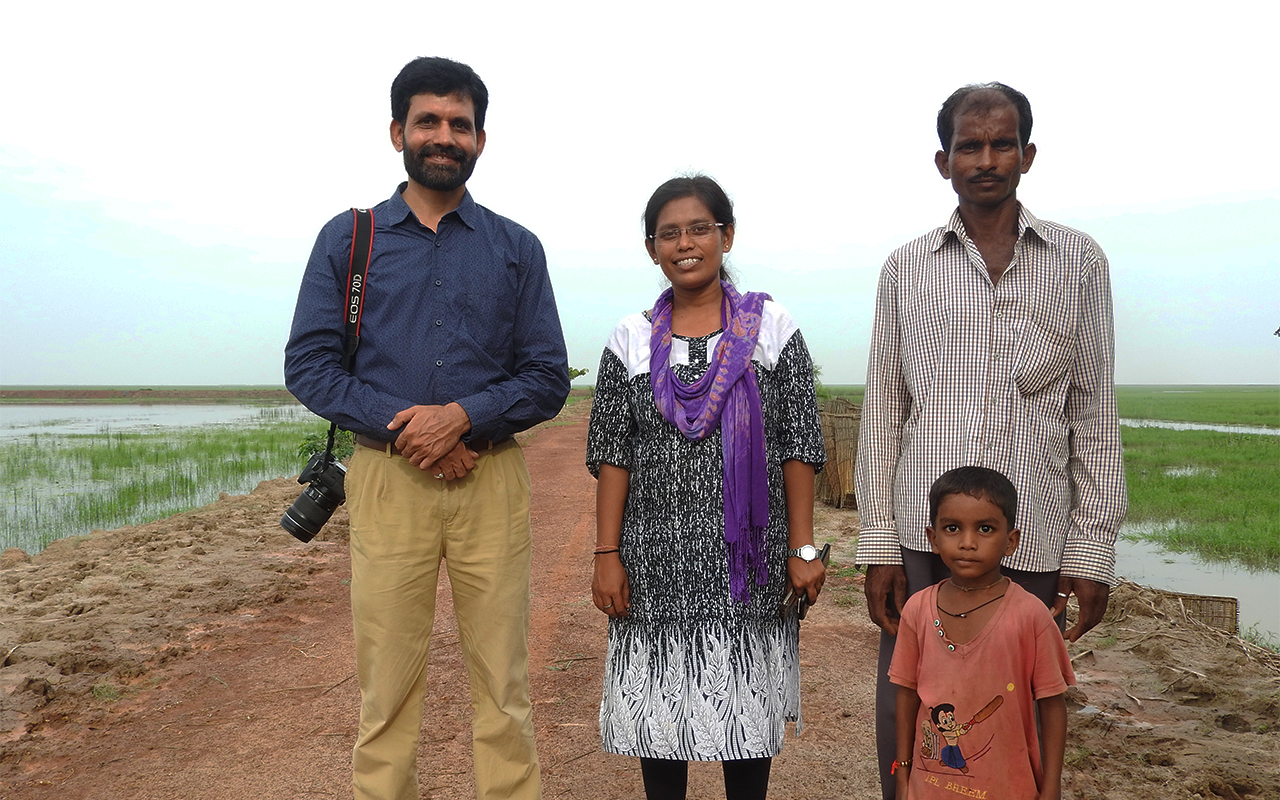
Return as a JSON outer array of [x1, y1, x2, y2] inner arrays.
[[2, 0, 1277, 388]]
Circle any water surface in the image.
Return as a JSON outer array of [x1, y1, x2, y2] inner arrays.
[[1121, 418, 1279, 436], [0, 404, 313, 440], [1115, 533, 1279, 640]]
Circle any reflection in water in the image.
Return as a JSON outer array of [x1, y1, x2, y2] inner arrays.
[[1121, 418, 1280, 436], [1163, 466, 1216, 477], [1115, 531, 1279, 639], [0, 404, 314, 440]]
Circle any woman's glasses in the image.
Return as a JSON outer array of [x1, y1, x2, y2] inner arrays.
[[647, 222, 725, 243]]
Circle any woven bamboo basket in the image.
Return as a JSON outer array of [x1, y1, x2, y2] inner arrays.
[[1159, 589, 1239, 634]]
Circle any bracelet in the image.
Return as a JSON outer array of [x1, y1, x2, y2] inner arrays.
[[593, 548, 620, 555], [891, 758, 912, 775]]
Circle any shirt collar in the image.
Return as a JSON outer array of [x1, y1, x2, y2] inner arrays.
[[931, 202, 1053, 251], [386, 182, 480, 230]]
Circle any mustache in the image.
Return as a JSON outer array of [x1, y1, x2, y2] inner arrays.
[[969, 171, 1005, 182], [415, 144, 468, 163]]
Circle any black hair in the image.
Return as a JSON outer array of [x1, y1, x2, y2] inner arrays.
[[390, 57, 489, 130], [936, 82, 1033, 153], [928, 466, 1018, 529], [643, 174, 736, 282], [930, 704, 957, 725]]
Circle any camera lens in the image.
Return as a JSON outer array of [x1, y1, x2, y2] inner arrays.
[[280, 484, 335, 542], [281, 455, 346, 543]]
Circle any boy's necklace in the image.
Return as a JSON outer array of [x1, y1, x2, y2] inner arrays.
[[948, 576, 1006, 592], [938, 592, 1007, 619]]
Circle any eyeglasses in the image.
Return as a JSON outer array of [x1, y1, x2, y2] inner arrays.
[[647, 222, 725, 243]]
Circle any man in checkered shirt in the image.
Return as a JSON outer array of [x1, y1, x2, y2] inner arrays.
[[854, 83, 1127, 800]]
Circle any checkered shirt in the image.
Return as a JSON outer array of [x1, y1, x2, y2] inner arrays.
[[854, 205, 1127, 584]]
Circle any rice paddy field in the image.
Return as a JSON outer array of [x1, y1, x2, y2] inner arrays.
[[0, 402, 326, 552], [1118, 385, 1278, 569]]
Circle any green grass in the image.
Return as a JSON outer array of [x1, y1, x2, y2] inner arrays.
[[1115, 385, 1278, 428], [0, 412, 326, 553], [823, 385, 865, 405], [813, 385, 1279, 428], [1121, 426, 1278, 568]]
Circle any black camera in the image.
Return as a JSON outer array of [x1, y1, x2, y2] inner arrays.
[[280, 451, 348, 542]]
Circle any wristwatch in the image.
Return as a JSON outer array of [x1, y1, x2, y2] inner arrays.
[[788, 544, 819, 562]]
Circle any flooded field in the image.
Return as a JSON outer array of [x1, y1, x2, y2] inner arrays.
[[0, 403, 323, 553], [0, 403, 312, 439], [1121, 417, 1280, 436]]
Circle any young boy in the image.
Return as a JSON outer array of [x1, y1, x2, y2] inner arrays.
[[889, 466, 1075, 800]]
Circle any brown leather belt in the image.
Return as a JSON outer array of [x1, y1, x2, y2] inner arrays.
[[355, 433, 498, 456]]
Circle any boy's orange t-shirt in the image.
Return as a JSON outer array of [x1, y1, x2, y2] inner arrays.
[[889, 580, 1075, 799]]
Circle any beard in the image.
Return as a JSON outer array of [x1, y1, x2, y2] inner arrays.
[[403, 143, 478, 192]]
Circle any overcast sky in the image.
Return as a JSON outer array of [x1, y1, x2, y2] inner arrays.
[[2, 0, 1277, 387]]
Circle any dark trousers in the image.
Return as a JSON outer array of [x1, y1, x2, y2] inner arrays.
[[874, 548, 1062, 800], [640, 757, 772, 800]]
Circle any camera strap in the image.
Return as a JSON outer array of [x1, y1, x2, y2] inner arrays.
[[342, 207, 374, 372], [327, 208, 374, 454]]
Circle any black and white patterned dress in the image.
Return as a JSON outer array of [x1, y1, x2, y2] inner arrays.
[[586, 300, 826, 761]]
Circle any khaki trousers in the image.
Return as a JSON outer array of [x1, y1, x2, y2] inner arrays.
[[347, 440, 541, 800]]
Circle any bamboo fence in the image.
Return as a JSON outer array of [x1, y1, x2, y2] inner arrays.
[[818, 399, 860, 508]]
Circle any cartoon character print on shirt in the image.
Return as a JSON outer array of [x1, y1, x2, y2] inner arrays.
[[919, 696, 1003, 774]]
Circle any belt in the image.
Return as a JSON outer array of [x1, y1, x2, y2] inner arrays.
[[355, 434, 499, 456]]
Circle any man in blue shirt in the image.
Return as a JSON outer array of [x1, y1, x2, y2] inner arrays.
[[285, 57, 569, 800]]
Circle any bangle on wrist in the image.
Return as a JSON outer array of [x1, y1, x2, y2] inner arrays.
[[593, 547, 619, 556], [891, 758, 912, 775]]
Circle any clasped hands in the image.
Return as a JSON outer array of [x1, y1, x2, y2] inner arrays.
[[387, 402, 477, 480]]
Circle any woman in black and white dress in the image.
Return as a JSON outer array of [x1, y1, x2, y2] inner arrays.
[[587, 175, 826, 800]]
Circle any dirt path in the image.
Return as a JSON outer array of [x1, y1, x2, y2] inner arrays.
[[1, 402, 1276, 799]]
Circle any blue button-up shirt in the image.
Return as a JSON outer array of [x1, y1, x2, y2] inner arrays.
[[285, 185, 570, 443]]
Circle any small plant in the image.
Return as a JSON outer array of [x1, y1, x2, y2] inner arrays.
[[833, 592, 860, 608], [1064, 745, 1093, 768], [812, 363, 832, 401], [297, 428, 355, 462], [569, 366, 589, 381], [1241, 622, 1280, 653], [92, 683, 123, 702]]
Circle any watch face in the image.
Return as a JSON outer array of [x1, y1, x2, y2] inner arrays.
[[798, 544, 816, 561]]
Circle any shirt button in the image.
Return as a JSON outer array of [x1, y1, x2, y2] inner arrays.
[[436, 360, 443, 367], [435, 280, 442, 287], [435, 242, 441, 248], [947, 644, 956, 652], [435, 320, 442, 326]]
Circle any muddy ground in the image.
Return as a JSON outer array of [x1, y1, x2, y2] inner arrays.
[[1, 400, 1276, 799]]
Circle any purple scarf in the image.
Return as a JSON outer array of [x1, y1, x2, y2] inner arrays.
[[650, 281, 771, 602]]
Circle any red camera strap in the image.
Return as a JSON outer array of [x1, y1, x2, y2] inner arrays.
[[341, 208, 374, 371]]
